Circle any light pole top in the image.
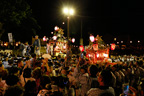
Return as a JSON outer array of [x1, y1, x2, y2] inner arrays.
[[63, 8, 75, 15]]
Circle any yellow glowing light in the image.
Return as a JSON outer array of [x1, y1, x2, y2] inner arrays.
[[69, 9, 74, 15], [63, 8, 69, 14], [63, 8, 74, 15]]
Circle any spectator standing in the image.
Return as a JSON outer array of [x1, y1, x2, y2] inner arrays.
[[87, 69, 115, 96], [33, 35, 41, 57]]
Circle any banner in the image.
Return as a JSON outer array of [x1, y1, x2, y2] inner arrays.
[[8, 33, 13, 42]]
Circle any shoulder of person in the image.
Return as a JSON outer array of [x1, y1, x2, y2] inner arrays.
[[87, 88, 99, 95]]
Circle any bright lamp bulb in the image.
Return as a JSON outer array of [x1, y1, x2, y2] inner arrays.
[[69, 9, 74, 15], [63, 8, 68, 14]]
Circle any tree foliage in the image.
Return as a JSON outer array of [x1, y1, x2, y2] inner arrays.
[[0, 0, 40, 41], [0, 0, 31, 25]]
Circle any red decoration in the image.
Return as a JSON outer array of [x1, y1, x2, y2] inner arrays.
[[111, 43, 116, 50], [79, 45, 84, 52], [93, 44, 98, 51]]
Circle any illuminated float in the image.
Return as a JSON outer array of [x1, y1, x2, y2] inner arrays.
[[86, 35, 110, 64], [49, 27, 67, 57]]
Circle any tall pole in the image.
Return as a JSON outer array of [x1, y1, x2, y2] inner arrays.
[[80, 19, 83, 45], [67, 16, 70, 39]]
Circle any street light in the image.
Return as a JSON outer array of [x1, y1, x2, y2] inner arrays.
[[63, 7, 75, 39]]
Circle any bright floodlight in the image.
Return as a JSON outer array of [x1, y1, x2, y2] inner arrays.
[[69, 9, 74, 15], [63, 8, 74, 15], [63, 8, 68, 14]]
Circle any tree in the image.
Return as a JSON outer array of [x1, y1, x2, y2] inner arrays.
[[0, 0, 40, 42]]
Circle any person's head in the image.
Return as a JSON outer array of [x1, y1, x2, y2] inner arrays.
[[98, 69, 112, 86], [58, 76, 69, 89], [23, 68, 32, 78], [9, 67, 20, 76], [35, 35, 39, 40], [61, 68, 67, 76], [80, 66, 87, 74], [4, 85, 24, 96], [25, 42, 28, 45], [8, 59, 13, 66], [6, 75, 19, 86], [88, 65, 98, 77], [17, 59, 23, 68], [0, 69, 8, 80], [24, 80, 36, 93], [40, 75, 51, 89], [31, 53, 36, 58]]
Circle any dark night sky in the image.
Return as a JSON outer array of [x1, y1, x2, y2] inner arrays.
[[26, 0, 144, 45]]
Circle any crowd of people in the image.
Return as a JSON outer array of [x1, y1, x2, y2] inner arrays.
[[0, 37, 144, 96], [0, 51, 144, 96]]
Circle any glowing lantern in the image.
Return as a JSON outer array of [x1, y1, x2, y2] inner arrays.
[[43, 36, 46, 41], [97, 54, 99, 57], [4, 43, 8, 46], [63, 45, 66, 49], [93, 44, 98, 51], [53, 36, 57, 40], [89, 35, 95, 42], [16, 43, 19, 46], [54, 26, 59, 31], [111, 43, 116, 50], [55, 46, 59, 49], [72, 38, 75, 43], [79, 45, 84, 52], [103, 53, 108, 58]]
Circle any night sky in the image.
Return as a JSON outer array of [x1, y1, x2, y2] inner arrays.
[[26, 0, 144, 45]]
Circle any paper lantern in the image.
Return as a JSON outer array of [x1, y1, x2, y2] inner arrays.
[[43, 36, 46, 41], [111, 43, 116, 50], [89, 35, 95, 42], [53, 36, 57, 40], [54, 26, 59, 31], [93, 44, 98, 51], [79, 45, 84, 52], [72, 38, 75, 43], [63, 45, 66, 49]]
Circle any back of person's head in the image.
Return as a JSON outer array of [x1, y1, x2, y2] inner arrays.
[[80, 66, 87, 74], [6, 75, 19, 86], [4, 85, 24, 96], [23, 68, 31, 78], [100, 69, 112, 86], [40, 75, 51, 89], [58, 76, 69, 89], [32, 67, 42, 79], [0, 69, 8, 80], [8, 59, 13, 65], [31, 53, 36, 58], [89, 65, 98, 77], [24, 80, 36, 94], [8, 67, 19, 76]]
